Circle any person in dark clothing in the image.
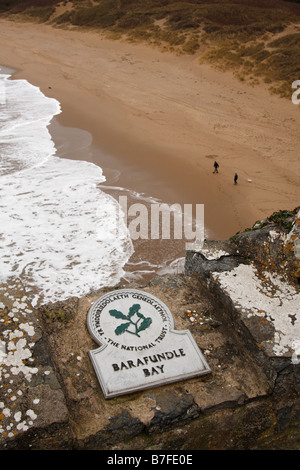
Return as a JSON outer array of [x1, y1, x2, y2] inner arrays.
[[213, 161, 219, 173], [234, 173, 238, 184]]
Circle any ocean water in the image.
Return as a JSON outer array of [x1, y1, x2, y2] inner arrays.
[[0, 68, 134, 306]]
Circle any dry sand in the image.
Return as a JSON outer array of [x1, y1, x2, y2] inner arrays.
[[1, 19, 299, 241]]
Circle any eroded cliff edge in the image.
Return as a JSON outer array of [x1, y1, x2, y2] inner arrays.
[[0, 207, 299, 450]]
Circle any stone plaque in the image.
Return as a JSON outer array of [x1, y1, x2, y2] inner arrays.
[[87, 289, 211, 398]]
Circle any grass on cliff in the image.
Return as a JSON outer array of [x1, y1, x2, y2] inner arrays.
[[1, 0, 300, 97]]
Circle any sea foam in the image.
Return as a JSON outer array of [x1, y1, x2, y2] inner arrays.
[[0, 69, 133, 306]]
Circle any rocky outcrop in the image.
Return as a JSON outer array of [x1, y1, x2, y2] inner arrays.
[[186, 208, 300, 408], [186, 208, 300, 364], [0, 208, 299, 450]]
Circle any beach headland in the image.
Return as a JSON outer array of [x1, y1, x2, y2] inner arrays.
[[0, 19, 299, 241]]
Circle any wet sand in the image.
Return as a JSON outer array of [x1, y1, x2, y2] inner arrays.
[[1, 19, 299, 245]]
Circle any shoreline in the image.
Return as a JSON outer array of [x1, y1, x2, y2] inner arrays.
[[1, 20, 299, 243]]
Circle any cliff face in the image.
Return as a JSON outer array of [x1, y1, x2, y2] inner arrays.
[[186, 207, 300, 365], [0, 208, 299, 450]]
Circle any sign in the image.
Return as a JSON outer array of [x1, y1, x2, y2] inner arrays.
[[87, 289, 211, 398]]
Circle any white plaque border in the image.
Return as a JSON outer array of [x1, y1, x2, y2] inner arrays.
[[87, 289, 211, 399]]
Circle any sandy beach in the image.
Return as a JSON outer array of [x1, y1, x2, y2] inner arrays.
[[1, 19, 299, 242]]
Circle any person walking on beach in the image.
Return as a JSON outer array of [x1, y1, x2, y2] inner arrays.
[[213, 161, 219, 173], [234, 173, 238, 184]]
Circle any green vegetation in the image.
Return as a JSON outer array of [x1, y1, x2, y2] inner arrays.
[[252, 207, 300, 232], [231, 207, 300, 242], [41, 305, 74, 324], [0, 0, 56, 22], [39, 298, 78, 324], [268, 208, 299, 231], [21, 6, 55, 22], [1, 0, 300, 97], [201, 28, 300, 97], [0, 0, 58, 12]]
